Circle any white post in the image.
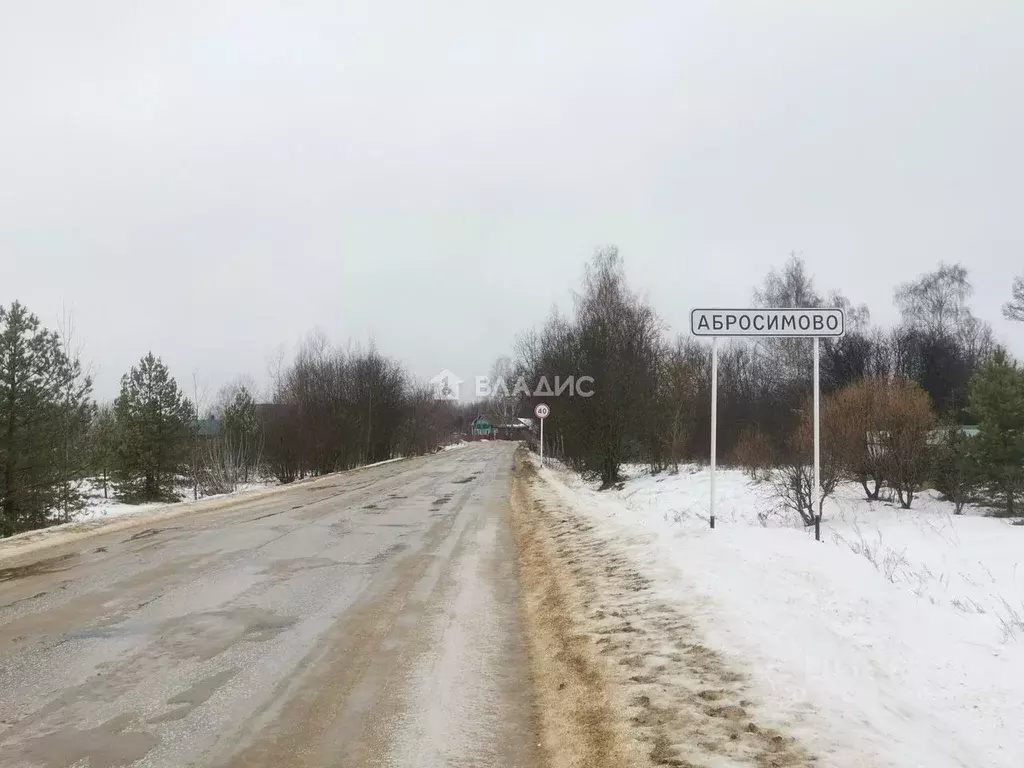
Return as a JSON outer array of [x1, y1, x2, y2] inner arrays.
[[813, 335, 821, 541], [539, 417, 544, 465], [710, 337, 718, 530]]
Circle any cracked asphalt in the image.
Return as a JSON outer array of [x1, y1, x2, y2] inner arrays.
[[0, 441, 538, 768]]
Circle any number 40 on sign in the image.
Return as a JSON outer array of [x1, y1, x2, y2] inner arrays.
[[534, 403, 550, 462]]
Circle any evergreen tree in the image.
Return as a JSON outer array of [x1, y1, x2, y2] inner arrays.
[[89, 403, 118, 500], [114, 353, 194, 502], [932, 419, 978, 515], [968, 347, 1024, 516], [0, 302, 93, 536], [221, 386, 261, 482]]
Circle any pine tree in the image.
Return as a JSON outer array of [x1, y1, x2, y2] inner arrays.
[[968, 347, 1024, 516], [0, 302, 93, 536], [89, 404, 118, 500], [114, 353, 195, 502], [222, 387, 261, 482]]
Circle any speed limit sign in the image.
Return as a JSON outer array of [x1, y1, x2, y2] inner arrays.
[[534, 403, 550, 462]]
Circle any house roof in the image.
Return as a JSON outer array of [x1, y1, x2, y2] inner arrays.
[[197, 417, 220, 437]]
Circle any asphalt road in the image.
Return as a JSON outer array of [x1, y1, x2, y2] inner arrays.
[[0, 442, 538, 768]]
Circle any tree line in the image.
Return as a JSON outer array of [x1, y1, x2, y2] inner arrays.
[[0, 305, 460, 537], [502, 249, 1024, 518], [260, 332, 461, 483]]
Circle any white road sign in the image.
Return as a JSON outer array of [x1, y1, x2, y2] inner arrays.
[[690, 308, 845, 337], [692, 306, 842, 541], [534, 403, 550, 419]]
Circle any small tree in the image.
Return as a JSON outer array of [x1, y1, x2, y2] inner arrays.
[[968, 348, 1024, 516], [932, 422, 978, 514], [768, 394, 842, 526], [1002, 274, 1024, 322], [89, 403, 118, 500], [114, 353, 194, 502], [879, 379, 935, 509], [731, 426, 775, 482], [658, 338, 705, 472], [0, 302, 94, 536], [830, 378, 889, 500], [222, 387, 261, 480]]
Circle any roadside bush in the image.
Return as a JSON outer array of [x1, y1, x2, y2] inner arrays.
[[830, 376, 935, 508], [767, 394, 842, 526], [879, 379, 935, 509], [830, 377, 889, 500], [932, 424, 978, 515], [731, 427, 775, 482]]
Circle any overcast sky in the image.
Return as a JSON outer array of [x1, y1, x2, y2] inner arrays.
[[2, 1, 1022, 401]]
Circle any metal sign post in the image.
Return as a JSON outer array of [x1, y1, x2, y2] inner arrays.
[[691, 308, 845, 540], [813, 336, 821, 540], [710, 337, 718, 529], [534, 402, 550, 463]]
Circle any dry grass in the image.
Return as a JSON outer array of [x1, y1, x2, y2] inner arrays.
[[511, 449, 648, 768], [512, 448, 817, 768]]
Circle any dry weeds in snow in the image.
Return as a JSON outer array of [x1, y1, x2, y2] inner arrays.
[[511, 452, 644, 768], [512, 450, 816, 768]]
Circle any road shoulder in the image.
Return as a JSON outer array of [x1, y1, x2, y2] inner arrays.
[[511, 450, 815, 768]]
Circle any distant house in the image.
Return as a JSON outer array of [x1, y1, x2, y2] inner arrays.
[[469, 416, 496, 439], [495, 421, 530, 440], [927, 425, 980, 444], [866, 425, 979, 457], [197, 416, 220, 439]]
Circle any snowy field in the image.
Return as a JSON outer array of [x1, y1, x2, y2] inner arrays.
[[53, 453, 422, 527], [66, 478, 278, 525], [539, 460, 1024, 768]]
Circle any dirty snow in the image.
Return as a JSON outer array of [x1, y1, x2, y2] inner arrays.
[[539, 460, 1024, 768]]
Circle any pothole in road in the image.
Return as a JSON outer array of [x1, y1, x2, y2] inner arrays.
[[261, 557, 343, 576], [0, 553, 79, 583], [369, 543, 409, 564], [11, 713, 160, 768], [156, 607, 297, 661]]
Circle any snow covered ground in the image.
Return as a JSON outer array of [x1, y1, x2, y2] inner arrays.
[[58, 455, 418, 527], [539, 460, 1024, 768], [67, 478, 278, 524]]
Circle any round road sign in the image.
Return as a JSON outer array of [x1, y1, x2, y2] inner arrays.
[[534, 403, 550, 419]]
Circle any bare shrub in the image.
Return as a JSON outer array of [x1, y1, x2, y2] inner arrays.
[[767, 394, 842, 526], [879, 380, 935, 509], [203, 433, 250, 495], [731, 427, 774, 482], [830, 377, 889, 500], [831, 377, 936, 508]]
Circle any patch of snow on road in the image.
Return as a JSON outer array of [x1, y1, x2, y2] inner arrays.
[[539, 461, 1024, 768]]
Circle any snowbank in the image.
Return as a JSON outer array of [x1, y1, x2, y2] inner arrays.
[[540, 461, 1024, 768], [68, 479, 278, 525]]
